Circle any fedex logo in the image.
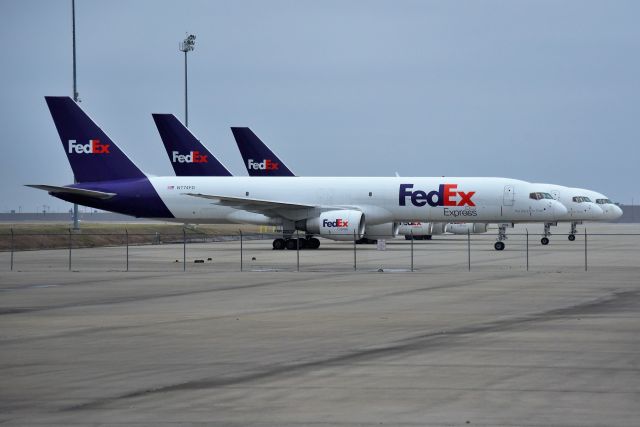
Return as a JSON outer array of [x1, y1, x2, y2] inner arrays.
[[172, 151, 208, 164], [68, 139, 110, 154], [322, 218, 349, 228], [399, 184, 475, 207], [247, 159, 279, 171]]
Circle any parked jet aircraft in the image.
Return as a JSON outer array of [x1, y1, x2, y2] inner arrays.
[[29, 97, 570, 251]]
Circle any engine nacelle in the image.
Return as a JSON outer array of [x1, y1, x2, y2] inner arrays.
[[363, 222, 400, 240], [445, 223, 489, 234], [429, 222, 446, 235], [303, 210, 365, 241], [397, 222, 430, 236]]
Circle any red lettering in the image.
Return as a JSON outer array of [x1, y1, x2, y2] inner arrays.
[[443, 184, 457, 206], [457, 191, 476, 206]]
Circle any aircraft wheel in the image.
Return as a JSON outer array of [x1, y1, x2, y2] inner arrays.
[[307, 237, 320, 249], [272, 238, 286, 250], [494, 241, 505, 251], [285, 238, 298, 250], [297, 238, 307, 249], [405, 235, 412, 240], [541, 237, 550, 245], [425, 235, 432, 240], [568, 234, 576, 241]]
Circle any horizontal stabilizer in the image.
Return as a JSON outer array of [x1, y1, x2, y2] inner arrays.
[[26, 185, 116, 200]]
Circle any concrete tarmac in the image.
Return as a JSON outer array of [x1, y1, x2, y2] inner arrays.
[[1, 223, 639, 426]]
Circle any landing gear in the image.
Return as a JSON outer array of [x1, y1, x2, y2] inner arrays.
[[272, 236, 320, 250], [272, 238, 286, 250], [404, 235, 432, 241], [356, 238, 377, 244], [285, 238, 305, 250], [495, 223, 508, 250], [306, 237, 321, 249], [568, 221, 578, 241], [542, 222, 553, 245]]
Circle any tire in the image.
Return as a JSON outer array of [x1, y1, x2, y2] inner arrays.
[[541, 237, 550, 245], [272, 238, 286, 250], [494, 241, 505, 251], [297, 238, 307, 249], [425, 235, 432, 240], [307, 237, 320, 249], [285, 238, 298, 250], [568, 234, 576, 241]]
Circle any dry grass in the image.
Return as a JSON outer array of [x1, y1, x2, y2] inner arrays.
[[0, 222, 274, 251]]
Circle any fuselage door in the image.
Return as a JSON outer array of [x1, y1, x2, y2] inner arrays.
[[503, 185, 515, 206]]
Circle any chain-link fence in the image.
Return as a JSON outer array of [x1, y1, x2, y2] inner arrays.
[[1, 227, 638, 273]]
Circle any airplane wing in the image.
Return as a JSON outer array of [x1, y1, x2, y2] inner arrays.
[[183, 192, 361, 218], [184, 192, 317, 211], [26, 185, 116, 200]]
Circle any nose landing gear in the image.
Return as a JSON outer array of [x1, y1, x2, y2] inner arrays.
[[541, 222, 553, 245], [494, 223, 509, 250], [568, 221, 578, 241]]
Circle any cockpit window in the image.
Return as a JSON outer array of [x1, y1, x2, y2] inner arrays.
[[530, 192, 554, 200], [596, 198, 612, 204], [572, 196, 592, 203]]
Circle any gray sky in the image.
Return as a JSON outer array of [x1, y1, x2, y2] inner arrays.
[[1, 0, 638, 213]]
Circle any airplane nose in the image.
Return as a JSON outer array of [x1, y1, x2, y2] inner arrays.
[[552, 201, 568, 218], [612, 205, 623, 220], [588, 203, 604, 219]]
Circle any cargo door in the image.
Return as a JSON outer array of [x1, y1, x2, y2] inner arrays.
[[503, 185, 515, 206]]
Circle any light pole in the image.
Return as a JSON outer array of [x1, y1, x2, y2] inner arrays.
[[71, 0, 80, 230], [179, 34, 196, 127]]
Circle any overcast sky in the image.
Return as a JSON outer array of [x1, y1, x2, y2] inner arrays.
[[1, 0, 638, 212]]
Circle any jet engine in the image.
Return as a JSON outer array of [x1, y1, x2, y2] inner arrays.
[[445, 223, 489, 234], [363, 222, 400, 240], [301, 210, 365, 241]]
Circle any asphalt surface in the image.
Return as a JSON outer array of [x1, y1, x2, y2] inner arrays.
[[0, 223, 639, 426]]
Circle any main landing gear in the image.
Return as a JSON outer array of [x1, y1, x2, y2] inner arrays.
[[494, 223, 508, 251], [405, 235, 432, 241], [272, 236, 320, 250], [568, 221, 578, 241]]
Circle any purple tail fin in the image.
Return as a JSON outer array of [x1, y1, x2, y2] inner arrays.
[[152, 114, 232, 177], [231, 127, 295, 177], [45, 96, 146, 183]]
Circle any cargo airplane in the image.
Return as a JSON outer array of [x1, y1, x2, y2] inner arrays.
[[29, 97, 570, 250]]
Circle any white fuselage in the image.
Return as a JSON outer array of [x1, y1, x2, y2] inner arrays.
[[533, 183, 603, 221], [148, 176, 567, 225]]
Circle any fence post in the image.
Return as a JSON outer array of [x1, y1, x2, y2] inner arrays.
[[353, 230, 357, 271], [526, 228, 529, 271], [584, 228, 588, 271], [240, 230, 243, 272], [125, 228, 129, 272], [68, 228, 72, 271], [10, 227, 14, 271], [296, 230, 300, 272], [410, 230, 414, 272], [183, 227, 186, 272], [467, 230, 471, 271]]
